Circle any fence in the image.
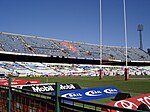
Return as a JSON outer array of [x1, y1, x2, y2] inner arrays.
[[0, 78, 140, 112]]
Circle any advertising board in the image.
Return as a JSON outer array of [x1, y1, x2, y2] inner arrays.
[[0, 79, 40, 86], [57, 86, 120, 101], [13, 83, 81, 93], [106, 93, 150, 111]]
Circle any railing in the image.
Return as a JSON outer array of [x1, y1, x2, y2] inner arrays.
[[0, 80, 141, 112], [0, 85, 56, 112]]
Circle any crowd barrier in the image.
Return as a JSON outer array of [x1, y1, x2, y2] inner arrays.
[[0, 79, 140, 112]]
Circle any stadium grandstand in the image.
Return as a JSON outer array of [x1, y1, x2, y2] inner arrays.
[[0, 32, 150, 77], [0, 32, 150, 112], [0, 32, 150, 61]]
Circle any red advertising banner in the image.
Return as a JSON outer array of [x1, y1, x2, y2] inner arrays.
[[106, 93, 150, 112], [0, 78, 40, 86]]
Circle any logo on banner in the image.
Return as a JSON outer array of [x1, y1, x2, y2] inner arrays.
[[114, 100, 138, 109], [137, 96, 150, 105], [59, 86, 120, 101], [60, 84, 76, 90], [106, 93, 150, 111], [104, 89, 118, 94], [85, 90, 102, 96], [32, 85, 54, 92], [62, 92, 82, 99], [15, 83, 81, 93]]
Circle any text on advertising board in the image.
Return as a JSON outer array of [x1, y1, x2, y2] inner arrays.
[[106, 93, 150, 111], [58, 86, 120, 101], [13, 83, 81, 92]]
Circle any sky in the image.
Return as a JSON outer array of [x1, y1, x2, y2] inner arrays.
[[0, 0, 149, 51]]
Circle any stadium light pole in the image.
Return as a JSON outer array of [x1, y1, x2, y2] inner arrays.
[[123, 0, 128, 67], [137, 24, 144, 50]]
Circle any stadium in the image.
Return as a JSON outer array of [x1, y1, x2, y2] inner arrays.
[[0, 32, 150, 76], [0, 31, 150, 112]]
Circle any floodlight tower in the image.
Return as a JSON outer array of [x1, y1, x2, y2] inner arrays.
[[137, 24, 144, 50]]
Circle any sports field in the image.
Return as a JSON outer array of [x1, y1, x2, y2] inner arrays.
[[16, 76, 150, 104]]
